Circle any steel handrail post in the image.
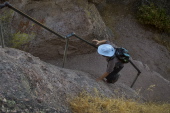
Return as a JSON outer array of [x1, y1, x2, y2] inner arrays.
[[130, 73, 140, 88], [129, 60, 141, 88], [62, 32, 76, 68], [129, 60, 141, 73], [3, 2, 65, 39], [62, 37, 69, 68], [62, 33, 97, 68], [0, 22, 5, 48]]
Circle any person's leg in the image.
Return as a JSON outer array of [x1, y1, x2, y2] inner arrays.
[[106, 73, 120, 83], [109, 74, 120, 83], [106, 62, 124, 83]]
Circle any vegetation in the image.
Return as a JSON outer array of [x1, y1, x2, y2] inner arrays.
[[69, 91, 170, 113], [137, 3, 170, 33], [137, 3, 170, 52], [0, 10, 13, 22], [10, 32, 35, 48], [0, 10, 34, 48]]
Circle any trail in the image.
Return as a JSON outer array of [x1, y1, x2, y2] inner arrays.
[[45, 51, 170, 102], [46, 1, 170, 102]]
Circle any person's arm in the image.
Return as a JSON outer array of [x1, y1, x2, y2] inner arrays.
[[96, 72, 109, 81], [92, 39, 107, 46]]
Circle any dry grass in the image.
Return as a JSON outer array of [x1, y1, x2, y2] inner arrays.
[[69, 91, 170, 113]]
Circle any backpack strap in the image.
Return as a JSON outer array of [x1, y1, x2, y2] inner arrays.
[[108, 55, 115, 61]]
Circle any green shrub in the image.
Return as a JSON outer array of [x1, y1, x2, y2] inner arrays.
[[10, 32, 35, 48], [0, 10, 13, 23], [137, 3, 170, 33]]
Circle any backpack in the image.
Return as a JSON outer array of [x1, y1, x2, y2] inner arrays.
[[115, 47, 130, 63]]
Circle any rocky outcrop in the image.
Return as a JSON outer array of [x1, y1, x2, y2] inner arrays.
[[0, 47, 141, 112], [6, 0, 111, 60]]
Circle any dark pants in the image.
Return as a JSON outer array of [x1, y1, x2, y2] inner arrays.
[[106, 62, 124, 83]]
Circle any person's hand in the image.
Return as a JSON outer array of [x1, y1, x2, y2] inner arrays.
[[92, 39, 100, 45]]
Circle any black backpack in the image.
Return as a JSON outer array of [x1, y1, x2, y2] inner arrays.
[[115, 47, 130, 63]]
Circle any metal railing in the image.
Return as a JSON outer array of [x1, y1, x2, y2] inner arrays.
[[129, 60, 141, 87], [0, 22, 5, 48], [0, 2, 141, 88]]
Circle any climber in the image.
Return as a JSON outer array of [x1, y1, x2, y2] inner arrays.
[[92, 39, 125, 84]]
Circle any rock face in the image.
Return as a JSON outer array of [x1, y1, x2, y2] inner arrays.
[[6, 0, 111, 60], [0, 47, 141, 112], [7, 0, 168, 61]]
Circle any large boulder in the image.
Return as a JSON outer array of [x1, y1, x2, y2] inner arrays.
[[6, 0, 110, 60]]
